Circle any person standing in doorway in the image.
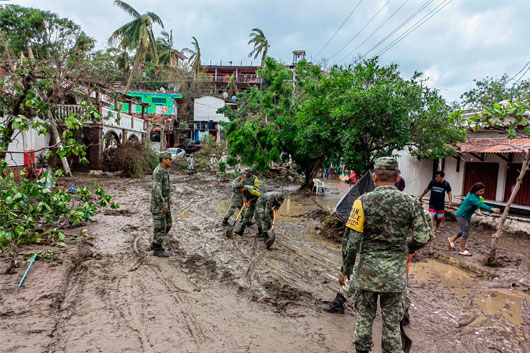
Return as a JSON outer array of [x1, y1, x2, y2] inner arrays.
[[419, 171, 452, 233]]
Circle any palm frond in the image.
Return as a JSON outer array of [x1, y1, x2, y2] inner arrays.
[[147, 11, 164, 28], [114, 0, 140, 18]]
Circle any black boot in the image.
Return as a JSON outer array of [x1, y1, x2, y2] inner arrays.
[[222, 218, 229, 226], [235, 224, 246, 236], [322, 292, 346, 314], [152, 243, 169, 257], [257, 227, 263, 237], [263, 231, 275, 249]]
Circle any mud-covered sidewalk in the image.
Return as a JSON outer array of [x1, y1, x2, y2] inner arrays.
[[1, 171, 530, 353]]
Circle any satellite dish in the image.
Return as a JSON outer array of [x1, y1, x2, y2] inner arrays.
[[231, 96, 237, 102], [222, 92, 228, 99]]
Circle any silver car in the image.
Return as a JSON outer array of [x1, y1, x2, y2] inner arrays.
[[166, 147, 186, 159]]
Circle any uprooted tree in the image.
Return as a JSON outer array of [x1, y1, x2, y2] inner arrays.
[[221, 57, 466, 188], [0, 5, 121, 250], [468, 99, 530, 266]]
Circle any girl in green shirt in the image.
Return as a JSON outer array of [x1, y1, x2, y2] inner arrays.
[[448, 183, 500, 256]]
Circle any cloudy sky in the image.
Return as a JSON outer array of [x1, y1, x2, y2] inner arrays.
[[8, 0, 530, 102]]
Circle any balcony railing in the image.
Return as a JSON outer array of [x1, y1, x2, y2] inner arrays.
[[55, 105, 146, 133], [209, 76, 262, 84]]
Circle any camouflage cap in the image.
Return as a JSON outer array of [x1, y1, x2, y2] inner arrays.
[[244, 168, 253, 174], [374, 157, 399, 171], [160, 152, 172, 159]]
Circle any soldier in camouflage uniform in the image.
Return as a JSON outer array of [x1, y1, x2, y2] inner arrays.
[[340, 157, 431, 353], [151, 152, 173, 257], [255, 191, 285, 249], [235, 185, 261, 236], [242, 168, 259, 224], [222, 173, 245, 225]]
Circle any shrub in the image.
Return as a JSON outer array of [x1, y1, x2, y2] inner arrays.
[[103, 142, 158, 177]]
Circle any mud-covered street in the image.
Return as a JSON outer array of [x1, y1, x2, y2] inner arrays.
[[1, 172, 530, 353]]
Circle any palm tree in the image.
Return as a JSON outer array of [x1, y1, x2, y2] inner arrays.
[[156, 30, 173, 66], [183, 36, 201, 77], [108, 0, 164, 94], [248, 28, 269, 65], [225, 73, 237, 96]]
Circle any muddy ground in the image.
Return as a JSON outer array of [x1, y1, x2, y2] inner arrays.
[[1, 171, 530, 353]]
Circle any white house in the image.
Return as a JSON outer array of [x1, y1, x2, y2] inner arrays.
[[396, 130, 530, 208], [193, 96, 229, 142]]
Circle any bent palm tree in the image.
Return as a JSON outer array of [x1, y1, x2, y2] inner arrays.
[[108, 0, 164, 94], [157, 30, 173, 66], [183, 36, 201, 77], [248, 28, 269, 65]]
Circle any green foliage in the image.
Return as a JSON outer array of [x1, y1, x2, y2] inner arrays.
[[0, 165, 116, 249], [460, 74, 530, 110], [469, 99, 530, 139], [0, 4, 95, 60], [248, 28, 269, 65], [222, 57, 466, 186], [218, 161, 226, 173]]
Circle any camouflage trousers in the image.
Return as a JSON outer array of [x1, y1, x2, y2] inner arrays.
[[242, 199, 257, 225], [152, 211, 172, 246], [340, 279, 410, 320], [224, 195, 243, 220], [255, 203, 273, 232], [353, 290, 404, 353]]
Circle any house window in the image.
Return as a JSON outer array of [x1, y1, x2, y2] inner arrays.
[[151, 97, 167, 104]]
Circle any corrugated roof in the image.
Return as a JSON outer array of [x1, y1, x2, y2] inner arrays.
[[458, 138, 530, 153]]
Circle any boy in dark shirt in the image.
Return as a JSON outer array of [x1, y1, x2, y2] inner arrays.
[[419, 171, 452, 233]]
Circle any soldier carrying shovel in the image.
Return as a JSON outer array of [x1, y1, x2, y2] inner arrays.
[[255, 191, 285, 249]]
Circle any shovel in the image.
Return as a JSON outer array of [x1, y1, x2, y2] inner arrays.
[[265, 209, 277, 250], [226, 202, 248, 238], [400, 253, 413, 353]]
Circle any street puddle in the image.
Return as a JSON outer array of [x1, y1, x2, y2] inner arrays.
[[411, 259, 530, 326]]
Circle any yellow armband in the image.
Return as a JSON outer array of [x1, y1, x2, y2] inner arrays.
[[346, 199, 365, 233], [250, 190, 261, 197]]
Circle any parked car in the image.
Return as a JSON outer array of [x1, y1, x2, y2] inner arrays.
[[179, 141, 204, 154], [165, 147, 186, 159]]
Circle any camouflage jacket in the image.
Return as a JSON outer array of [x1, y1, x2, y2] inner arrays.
[[257, 191, 283, 210], [243, 175, 259, 188], [341, 185, 431, 293], [151, 165, 171, 214], [242, 185, 261, 201]]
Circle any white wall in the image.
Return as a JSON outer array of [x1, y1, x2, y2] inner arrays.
[[395, 150, 433, 196], [194, 96, 228, 123], [6, 128, 50, 167]]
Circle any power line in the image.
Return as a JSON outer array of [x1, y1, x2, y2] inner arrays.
[[327, 0, 393, 62], [313, 0, 363, 60], [509, 60, 530, 82], [514, 64, 530, 84], [336, 0, 410, 65], [362, 0, 434, 58], [375, 0, 452, 57]]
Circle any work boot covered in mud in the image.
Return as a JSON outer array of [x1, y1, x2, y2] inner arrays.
[[263, 232, 275, 249], [322, 292, 346, 314], [235, 224, 246, 236], [152, 244, 169, 257]]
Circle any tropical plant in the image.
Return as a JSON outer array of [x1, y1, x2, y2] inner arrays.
[[226, 73, 237, 96], [248, 28, 269, 65], [108, 0, 164, 94], [156, 30, 174, 65], [183, 36, 201, 77]]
